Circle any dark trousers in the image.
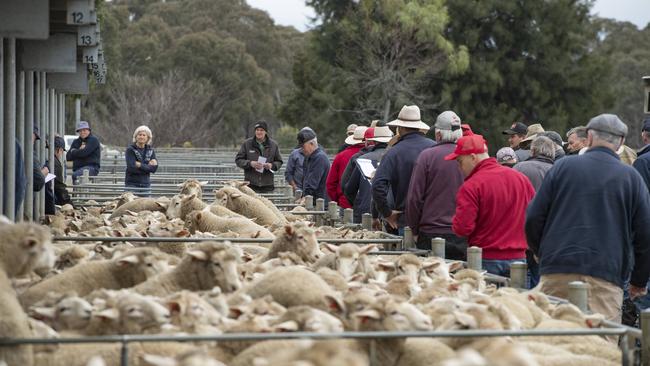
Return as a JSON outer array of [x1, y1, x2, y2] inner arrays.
[[251, 185, 274, 193], [416, 232, 468, 261]]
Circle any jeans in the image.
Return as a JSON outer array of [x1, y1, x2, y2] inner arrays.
[[72, 165, 99, 184], [416, 232, 468, 260], [125, 185, 151, 197], [482, 258, 526, 278]]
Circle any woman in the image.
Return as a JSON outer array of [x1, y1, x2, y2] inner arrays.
[[125, 125, 158, 196]]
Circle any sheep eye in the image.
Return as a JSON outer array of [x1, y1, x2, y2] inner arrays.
[[58, 307, 69, 313], [212, 262, 221, 268], [298, 235, 304, 239], [146, 263, 153, 267], [128, 308, 137, 313], [390, 311, 399, 316]]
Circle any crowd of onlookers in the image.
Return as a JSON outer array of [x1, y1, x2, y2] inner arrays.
[[236, 106, 650, 326]]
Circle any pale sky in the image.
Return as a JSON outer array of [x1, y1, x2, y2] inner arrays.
[[247, 0, 650, 32]]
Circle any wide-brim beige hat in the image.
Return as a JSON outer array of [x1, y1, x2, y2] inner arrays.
[[521, 123, 545, 143], [387, 105, 430, 132], [345, 126, 368, 145], [368, 126, 394, 143]]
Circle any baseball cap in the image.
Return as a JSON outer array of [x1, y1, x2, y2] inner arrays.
[[539, 131, 564, 147], [586, 114, 628, 138], [444, 134, 488, 160], [502, 122, 527, 135], [461, 124, 474, 136], [643, 117, 650, 132], [297, 129, 317, 145], [434, 111, 461, 131], [496, 147, 517, 164], [54, 136, 66, 150], [76, 121, 91, 132]]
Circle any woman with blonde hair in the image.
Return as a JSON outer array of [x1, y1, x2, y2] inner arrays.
[[125, 125, 158, 196]]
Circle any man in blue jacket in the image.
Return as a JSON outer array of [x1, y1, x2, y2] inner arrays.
[[298, 128, 330, 204], [526, 114, 650, 323], [66, 121, 101, 184], [633, 117, 650, 188], [372, 105, 435, 234]]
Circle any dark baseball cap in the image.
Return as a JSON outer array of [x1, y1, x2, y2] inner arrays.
[[502, 122, 528, 135], [33, 125, 41, 140], [54, 136, 66, 150], [297, 129, 317, 145], [643, 117, 650, 132]]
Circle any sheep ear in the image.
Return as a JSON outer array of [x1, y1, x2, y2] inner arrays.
[[238, 181, 250, 187], [231, 193, 242, 199], [117, 255, 139, 266], [188, 250, 208, 261], [155, 202, 168, 210], [323, 243, 338, 253], [585, 314, 604, 328], [359, 244, 377, 254], [448, 261, 465, 273], [324, 294, 345, 314], [140, 354, 177, 366], [229, 307, 244, 318], [284, 225, 294, 236], [199, 181, 209, 186], [176, 183, 184, 188], [196, 213, 203, 220], [422, 261, 441, 271], [31, 307, 56, 320], [97, 308, 120, 320], [274, 320, 299, 332], [377, 261, 396, 271], [174, 229, 190, 238], [453, 311, 478, 329], [355, 309, 381, 322], [166, 301, 182, 314]]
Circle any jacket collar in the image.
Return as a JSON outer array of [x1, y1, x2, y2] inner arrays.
[[466, 157, 498, 181], [585, 146, 620, 160], [526, 155, 554, 164], [639, 144, 650, 157], [393, 132, 426, 146]]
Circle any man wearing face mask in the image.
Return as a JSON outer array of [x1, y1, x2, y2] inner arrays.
[[526, 114, 650, 323], [445, 134, 535, 277]]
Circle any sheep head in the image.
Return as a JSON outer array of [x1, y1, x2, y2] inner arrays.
[[213, 187, 241, 209], [165, 291, 225, 330], [30, 294, 93, 331], [324, 243, 375, 279], [167, 194, 197, 219], [114, 292, 171, 334], [113, 248, 172, 282], [0, 222, 53, 277], [177, 179, 207, 200], [275, 224, 322, 263], [354, 296, 432, 332], [54, 246, 89, 271], [187, 241, 242, 293], [273, 306, 344, 333]]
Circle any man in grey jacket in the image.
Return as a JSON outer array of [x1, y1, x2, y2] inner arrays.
[[514, 136, 555, 191]]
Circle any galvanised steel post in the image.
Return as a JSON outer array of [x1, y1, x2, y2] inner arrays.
[[3, 38, 16, 220], [24, 71, 34, 220]]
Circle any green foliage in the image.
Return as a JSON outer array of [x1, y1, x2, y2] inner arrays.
[[274, 125, 300, 150]]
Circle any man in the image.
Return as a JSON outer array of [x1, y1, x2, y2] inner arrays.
[[46, 136, 74, 214], [566, 126, 588, 155], [526, 114, 650, 323], [372, 105, 435, 234], [235, 121, 283, 193], [514, 136, 555, 191], [502, 122, 529, 162], [446, 134, 535, 277], [299, 129, 330, 202], [517, 123, 544, 156], [326, 126, 367, 208], [634, 118, 650, 188], [538, 131, 565, 160], [495, 147, 518, 167], [406, 111, 466, 259], [285, 127, 312, 193], [343, 126, 393, 223], [66, 121, 101, 184], [32, 126, 46, 193], [338, 123, 358, 153], [340, 127, 375, 198]]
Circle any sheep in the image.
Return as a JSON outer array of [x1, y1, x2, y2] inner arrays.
[[167, 194, 207, 220], [29, 292, 93, 331], [213, 186, 283, 226], [19, 247, 172, 308], [271, 305, 344, 333], [108, 198, 168, 219], [54, 246, 90, 271], [132, 241, 242, 296], [249, 340, 368, 366], [0, 271, 34, 365], [141, 350, 226, 366], [184, 209, 275, 239], [314, 243, 376, 280], [164, 291, 226, 334], [0, 222, 53, 277], [264, 223, 321, 263], [245, 266, 338, 311], [316, 267, 349, 292], [228, 340, 318, 366], [115, 191, 138, 208], [375, 253, 423, 284], [226, 181, 288, 224], [178, 179, 208, 199]]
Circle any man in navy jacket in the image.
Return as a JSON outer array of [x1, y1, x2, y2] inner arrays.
[[526, 114, 650, 322], [299, 129, 330, 203], [66, 121, 101, 184]]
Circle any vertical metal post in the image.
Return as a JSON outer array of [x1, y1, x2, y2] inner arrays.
[[75, 97, 80, 123], [642, 309, 650, 366], [567, 281, 589, 313], [343, 208, 353, 224], [361, 213, 372, 231], [16, 70, 24, 221], [509, 262, 528, 289], [58, 93, 64, 135], [3, 39, 16, 220], [38, 72, 46, 218], [402, 226, 414, 249], [328, 201, 339, 222], [304, 195, 313, 210], [315, 198, 324, 226], [284, 186, 292, 199], [120, 339, 129, 366], [467, 246, 482, 271], [431, 237, 446, 258], [0, 38, 4, 216], [48, 89, 56, 214], [24, 71, 34, 221]]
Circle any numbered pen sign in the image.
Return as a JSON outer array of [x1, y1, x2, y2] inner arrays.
[[78, 24, 100, 46], [82, 46, 99, 64], [67, 0, 97, 25]]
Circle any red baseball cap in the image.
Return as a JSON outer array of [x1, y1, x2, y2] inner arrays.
[[461, 124, 474, 136], [444, 134, 488, 160]]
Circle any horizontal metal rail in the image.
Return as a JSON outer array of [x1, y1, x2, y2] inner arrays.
[[52, 236, 404, 244]]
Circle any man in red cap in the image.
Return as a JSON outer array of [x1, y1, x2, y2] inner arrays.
[[445, 134, 535, 277]]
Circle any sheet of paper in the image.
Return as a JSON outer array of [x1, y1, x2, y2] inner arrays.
[[356, 158, 376, 179], [45, 173, 56, 183], [256, 156, 267, 173]]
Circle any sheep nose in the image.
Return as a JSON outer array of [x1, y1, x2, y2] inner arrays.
[[229, 284, 240, 292]]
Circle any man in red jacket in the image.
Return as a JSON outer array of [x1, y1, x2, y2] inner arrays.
[[326, 126, 367, 208], [445, 134, 535, 277]]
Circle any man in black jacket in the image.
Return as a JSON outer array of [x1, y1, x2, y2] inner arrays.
[[235, 121, 283, 193], [526, 114, 650, 323], [45, 136, 74, 214]]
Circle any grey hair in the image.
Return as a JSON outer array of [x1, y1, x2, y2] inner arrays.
[[530, 136, 556, 159], [435, 128, 463, 143], [566, 126, 587, 139], [588, 129, 623, 148]]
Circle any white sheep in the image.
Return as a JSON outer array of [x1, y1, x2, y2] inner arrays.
[[314, 243, 376, 280], [271, 305, 344, 333], [0, 271, 35, 365], [19, 247, 172, 308], [132, 241, 242, 296], [108, 197, 168, 220], [225, 181, 288, 224], [264, 223, 322, 262], [213, 186, 283, 226], [250, 340, 368, 366], [184, 209, 275, 239], [29, 292, 93, 331], [178, 179, 208, 199], [0, 222, 53, 277], [166, 194, 207, 220], [164, 291, 227, 334]]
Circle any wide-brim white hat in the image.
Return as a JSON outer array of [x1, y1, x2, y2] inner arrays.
[[387, 105, 430, 131], [368, 126, 394, 143], [345, 126, 368, 145]]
